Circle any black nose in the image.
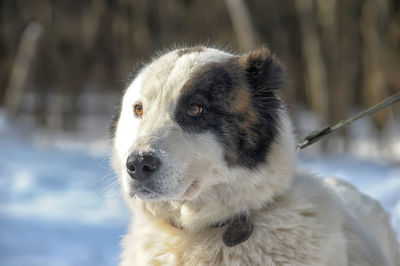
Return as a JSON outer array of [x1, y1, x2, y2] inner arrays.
[[126, 152, 161, 180]]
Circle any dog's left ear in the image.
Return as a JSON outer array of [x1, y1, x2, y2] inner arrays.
[[239, 47, 285, 95]]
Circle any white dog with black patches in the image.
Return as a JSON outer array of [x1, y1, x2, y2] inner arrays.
[[111, 46, 400, 265]]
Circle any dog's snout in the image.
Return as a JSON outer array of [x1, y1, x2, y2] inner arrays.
[[126, 152, 161, 180]]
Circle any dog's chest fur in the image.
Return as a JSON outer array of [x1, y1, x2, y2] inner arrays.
[[120, 174, 349, 266]]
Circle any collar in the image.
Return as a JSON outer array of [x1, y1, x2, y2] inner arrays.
[[171, 213, 254, 248]]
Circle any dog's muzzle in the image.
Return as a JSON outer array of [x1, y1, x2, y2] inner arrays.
[[126, 151, 161, 181]]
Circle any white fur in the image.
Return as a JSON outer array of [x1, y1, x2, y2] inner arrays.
[[112, 47, 400, 265]]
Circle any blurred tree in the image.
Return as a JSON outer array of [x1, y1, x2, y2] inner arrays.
[[0, 0, 399, 138]]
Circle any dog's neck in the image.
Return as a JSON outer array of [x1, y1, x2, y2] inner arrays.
[[137, 166, 294, 233], [134, 115, 297, 233]]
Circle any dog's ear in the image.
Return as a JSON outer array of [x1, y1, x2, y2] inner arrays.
[[239, 47, 285, 95], [238, 47, 284, 139]]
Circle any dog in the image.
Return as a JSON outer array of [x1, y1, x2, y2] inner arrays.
[[111, 46, 400, 265]]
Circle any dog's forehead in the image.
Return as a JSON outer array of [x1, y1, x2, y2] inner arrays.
[[127, 48, 233, 104]]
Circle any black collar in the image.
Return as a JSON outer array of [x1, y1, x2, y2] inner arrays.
[[171, 214, 254, 247]]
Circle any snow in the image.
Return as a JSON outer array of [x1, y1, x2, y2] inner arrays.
[[0, 114, 399, 265], [0, 133, 129, 266]]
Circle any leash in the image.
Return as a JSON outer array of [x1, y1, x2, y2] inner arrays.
[[297, 92, 400, 150]]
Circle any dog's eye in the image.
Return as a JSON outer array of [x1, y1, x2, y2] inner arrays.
[[134, 103, 143, 117], [187, 104, 203, 117]]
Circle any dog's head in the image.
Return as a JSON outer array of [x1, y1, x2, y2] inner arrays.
[[111, 46, 296, 206]]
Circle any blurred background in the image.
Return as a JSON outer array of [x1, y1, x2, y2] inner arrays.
[[0, 0, 399, 265]]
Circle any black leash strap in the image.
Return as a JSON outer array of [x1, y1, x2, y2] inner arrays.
[[297, 92, 400, 150]]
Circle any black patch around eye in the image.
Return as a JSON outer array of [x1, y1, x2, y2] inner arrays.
[[174, 63, 238, 134], [174, 52, 284, 169]]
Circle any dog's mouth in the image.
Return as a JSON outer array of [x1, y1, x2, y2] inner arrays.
[[127, 178, 201, 201], [129, 186, 159, 199]]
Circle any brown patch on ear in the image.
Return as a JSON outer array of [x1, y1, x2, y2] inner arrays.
[[230, 87, 259, 145], [176, 46, 205, 56], [232, 49, 267, 134], [231, 87, 258, 124]]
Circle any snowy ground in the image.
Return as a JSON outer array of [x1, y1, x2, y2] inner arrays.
[[0, 116, 399, 265], [0, 137, 129, 266]]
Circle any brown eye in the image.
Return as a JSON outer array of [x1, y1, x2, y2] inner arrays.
[[187, 103, 202, 117], [134, 103, 143, 117]]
